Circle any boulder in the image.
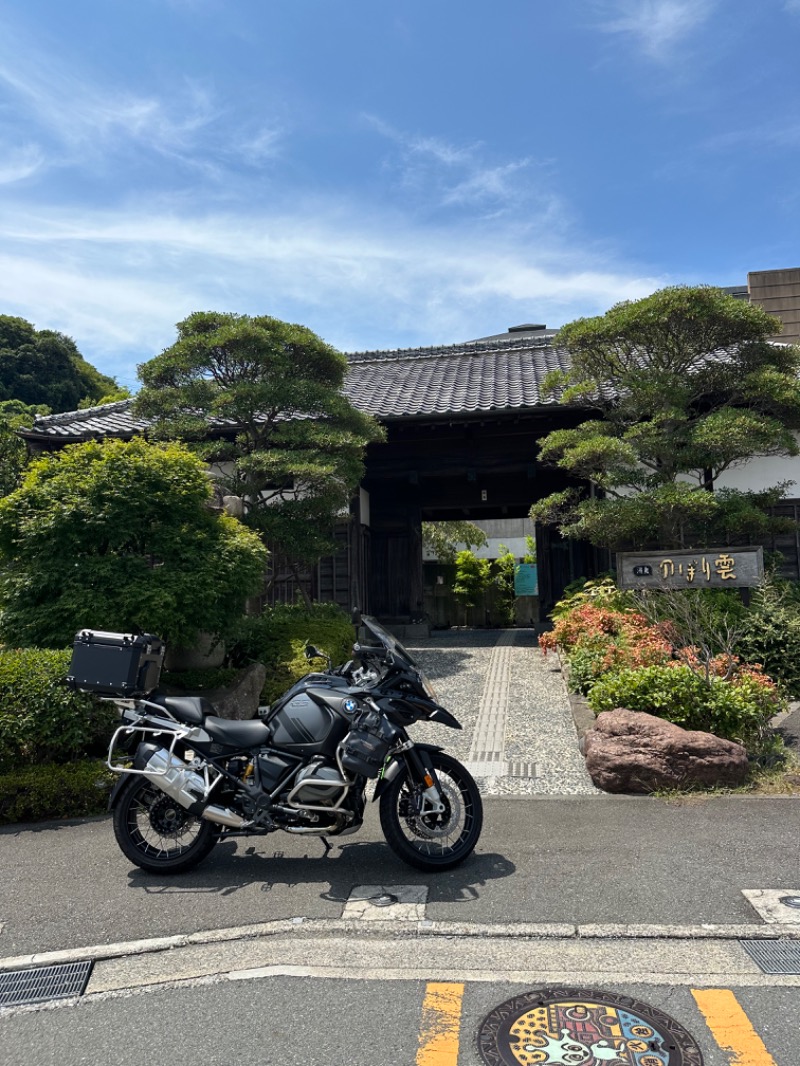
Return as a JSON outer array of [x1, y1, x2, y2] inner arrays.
[[164, 632, 226, 671], [583, 708, 749, 793], [201, 662, 267, 721]]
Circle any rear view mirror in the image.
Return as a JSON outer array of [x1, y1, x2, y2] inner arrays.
[[304, 645, 322, 661]]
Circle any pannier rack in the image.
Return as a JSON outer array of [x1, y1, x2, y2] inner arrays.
[[107, 724, 188, 775]]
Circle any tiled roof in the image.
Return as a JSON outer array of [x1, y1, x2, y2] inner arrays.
[[345, 335, 568, 418], [21, 332, 569, 441], [22, 399, 148, 440]]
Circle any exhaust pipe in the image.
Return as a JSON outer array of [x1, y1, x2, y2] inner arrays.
[[202, 804, 247, 829], [142, 747, 248, 829]]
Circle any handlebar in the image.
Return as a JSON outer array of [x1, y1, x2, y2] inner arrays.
[[352, 643, 387, 659]]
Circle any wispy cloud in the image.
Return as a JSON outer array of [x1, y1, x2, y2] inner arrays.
[[364, 115, 555, 219], [0, 27, 282, 179], [0, 143, 44, 185], [365, 116, 476, 166], [707, 120, 800, 152], [0, 200, 663, 385], [597, 0, 716, 60]]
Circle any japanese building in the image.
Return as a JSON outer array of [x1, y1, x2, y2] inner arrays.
[[18, 266, 800, 624]]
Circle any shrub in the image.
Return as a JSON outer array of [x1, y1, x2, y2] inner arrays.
[[588, 662, 783, 756], [0, 437, 267, 649], [227, 603, 355, 703], [736, 581, 800, 697], [492, 547, 517, 626], [0, 759, 115, 825], [551, 575, 634, 618], [540, 603, 673, 694], [0, 648, 116, 772], [453, 550, 491, 609]]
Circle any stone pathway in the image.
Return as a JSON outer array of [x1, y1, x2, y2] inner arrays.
[[405, 629, 600, 796]]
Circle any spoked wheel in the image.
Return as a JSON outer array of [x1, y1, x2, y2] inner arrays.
[[379, 750, 483, 871], [112, 775, 218, 874]]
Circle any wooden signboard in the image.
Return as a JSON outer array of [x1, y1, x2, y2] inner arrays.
[[616, 547, 764, 589]]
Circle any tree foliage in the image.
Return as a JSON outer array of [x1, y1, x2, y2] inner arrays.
[[0, 315, 119, 413], [134, 312, 384, 574], [0, 400, 49, 497], [452, 550, 491, 609], [0, 438, 267, 649], [493, 544, 517, 625], [531, 287, 800, 549], [422, 520, 488, 564]]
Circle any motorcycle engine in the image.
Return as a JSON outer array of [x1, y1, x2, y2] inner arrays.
[[290, 760, 346, 806]]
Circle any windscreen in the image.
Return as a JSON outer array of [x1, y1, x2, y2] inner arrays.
[[361, 616, 418, 667], [361, 616, 440, 701]]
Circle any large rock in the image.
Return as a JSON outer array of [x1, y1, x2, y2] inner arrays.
[[583, 708, 749, 793], [164, 632, 226, 671], [198, 663, 267, 721]]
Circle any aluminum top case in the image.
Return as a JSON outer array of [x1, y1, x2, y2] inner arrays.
[[66, 630, 165, 697]]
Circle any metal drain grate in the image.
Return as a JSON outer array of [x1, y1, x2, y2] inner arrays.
[[0, 960, 93, 1008], [741, 939, 800, 975]]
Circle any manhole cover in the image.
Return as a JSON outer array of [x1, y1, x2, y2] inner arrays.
[[476, 987, 704, 1065], [779, 895, 800, 910], [368, 893, 399, 907], [0, 960, 93, 1008]]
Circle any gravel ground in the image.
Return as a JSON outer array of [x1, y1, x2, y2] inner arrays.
[[404, 629, 601, 796]]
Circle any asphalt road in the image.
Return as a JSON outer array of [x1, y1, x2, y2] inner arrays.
[[2, 794, 800, 1064], [2, 794, 799, 956]]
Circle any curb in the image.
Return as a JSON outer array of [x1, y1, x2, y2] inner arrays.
[[3, 919, 800, 974]]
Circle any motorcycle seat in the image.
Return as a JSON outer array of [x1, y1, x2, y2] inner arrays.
[[204, 716, 271, 748], [150, 694, 215, 725]]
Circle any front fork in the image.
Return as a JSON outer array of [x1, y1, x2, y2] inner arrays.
[[374, 742, 446, 814]]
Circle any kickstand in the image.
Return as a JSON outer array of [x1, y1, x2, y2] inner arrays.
[[320, 835, 333, 856]]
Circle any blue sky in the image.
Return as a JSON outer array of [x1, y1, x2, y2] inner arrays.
[[1, 1, 799, 389]]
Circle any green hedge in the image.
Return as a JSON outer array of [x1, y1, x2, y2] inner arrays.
[[228, 603, 355, 703], [0, 648, 116, 773], [0, 759, 115, 825], [587, 664, 783, 757]]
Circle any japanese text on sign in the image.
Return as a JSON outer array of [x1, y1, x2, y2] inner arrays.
[[616, 547, 763, 589], [658, 553, 735, 583]]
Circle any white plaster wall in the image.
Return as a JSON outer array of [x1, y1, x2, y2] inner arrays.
[[714, 445, 800, 494]]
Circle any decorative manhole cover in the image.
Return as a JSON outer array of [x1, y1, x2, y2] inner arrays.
[[476, 987, 704, 1065]]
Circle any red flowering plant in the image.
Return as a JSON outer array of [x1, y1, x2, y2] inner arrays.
[[540, 603, 673, 695]]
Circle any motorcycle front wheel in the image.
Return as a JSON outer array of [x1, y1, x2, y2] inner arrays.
[[112, 775, 218, 874], [379, 750, 483, 871]]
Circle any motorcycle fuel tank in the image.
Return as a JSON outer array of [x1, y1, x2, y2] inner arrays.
[[268, 691, 348, 753]]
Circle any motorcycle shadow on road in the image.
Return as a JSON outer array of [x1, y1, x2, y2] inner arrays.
[[126, 838, 516, 907]]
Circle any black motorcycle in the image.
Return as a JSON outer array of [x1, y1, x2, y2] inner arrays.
[[67, 616, 483, 874]]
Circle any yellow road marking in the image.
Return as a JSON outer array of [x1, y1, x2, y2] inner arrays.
[[692, 988, 778, 1066], [416, 981, 464, 1066]]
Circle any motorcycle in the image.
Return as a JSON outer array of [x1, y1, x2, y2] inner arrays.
[[68, 615, 483, 874]]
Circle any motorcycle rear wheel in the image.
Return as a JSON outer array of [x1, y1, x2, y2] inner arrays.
[[112, 775, 218, 874], [379, 750, 483, 871]]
